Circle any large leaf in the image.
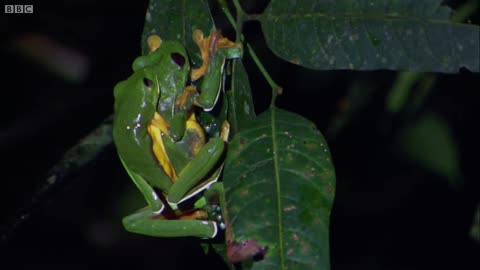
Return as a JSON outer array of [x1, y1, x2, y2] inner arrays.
[[223, 108, 335, 269], [141, 0, 214, 65], [260, 0, 480, 72]]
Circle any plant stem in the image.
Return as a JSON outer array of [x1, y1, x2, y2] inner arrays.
[[246, 43, 282, 106], [218, 0, 282, 105], [232, 0, 245, 37], [218, 0, 239, 41]]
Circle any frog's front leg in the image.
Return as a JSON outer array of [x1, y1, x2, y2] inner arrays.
[[196, 46, 241, 111], [119, 158, 165, 214], [191, 30, 243, 111]]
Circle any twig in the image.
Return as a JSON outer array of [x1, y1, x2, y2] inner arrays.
[[1, 115, 114, 244], [218, 0, 282, 105]]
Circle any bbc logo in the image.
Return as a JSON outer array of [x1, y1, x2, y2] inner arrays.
[[5, 5, 34, 13]]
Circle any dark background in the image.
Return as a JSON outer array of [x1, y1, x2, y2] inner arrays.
[[1, 0, 479, 269]]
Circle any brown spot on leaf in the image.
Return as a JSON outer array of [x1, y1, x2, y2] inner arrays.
[[301, 243, 309, 253], [227, 240, 268, 264], [306, 143, 316, 149], [240, 189, 249, 195]]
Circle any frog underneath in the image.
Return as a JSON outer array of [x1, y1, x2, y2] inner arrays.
[[113, 30, 241, 238]]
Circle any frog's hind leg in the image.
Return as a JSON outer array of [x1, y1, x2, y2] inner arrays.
[[122, 207, 218, 238], [119, 157, 165, 214], [166, 137, 225, 205]]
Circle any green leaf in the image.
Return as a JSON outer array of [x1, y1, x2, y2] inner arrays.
[[227, 60, 256, 135], [395, 112, 462, 187], [224, 108, 335, 269], [260, 0, 480, 72], [141, 0, 214, 65]]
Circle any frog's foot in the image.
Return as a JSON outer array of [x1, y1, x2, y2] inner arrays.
[[176, 85, 199, 112], [220, 120, 230, 142], [147, 35, 163, 53], [185, 113, 207, 156], [191, 29, 238, 81]]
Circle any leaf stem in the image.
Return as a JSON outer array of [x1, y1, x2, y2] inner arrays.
[[218, 0, 282, 106], [218, 0, 240, 41], [232, 0, 245, 36], [246, 43, 282, 106]]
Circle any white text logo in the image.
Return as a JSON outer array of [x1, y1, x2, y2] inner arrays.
[[5, 5, 34, 14]]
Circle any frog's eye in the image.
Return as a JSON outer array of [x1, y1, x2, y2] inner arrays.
[[171, 53, 185, 67], [143, 78, 154, 88]]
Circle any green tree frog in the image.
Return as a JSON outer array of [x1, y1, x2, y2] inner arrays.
[[113, 30, 241, 238]]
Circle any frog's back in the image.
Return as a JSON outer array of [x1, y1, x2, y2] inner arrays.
[[113, 72, 163, 183]]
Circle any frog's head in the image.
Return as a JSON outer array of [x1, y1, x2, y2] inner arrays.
[[132, 40, 190, 97], [153, 40, 191, 83], [132, 39, 190, 75]]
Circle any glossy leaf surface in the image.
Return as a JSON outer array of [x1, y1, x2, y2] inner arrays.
[[260, 0, 480, 72], [224, 108, 335, 269]]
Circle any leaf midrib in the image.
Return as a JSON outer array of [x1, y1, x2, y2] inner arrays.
[[261, 12, 464, 26], [271, 108, 285, 269]]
